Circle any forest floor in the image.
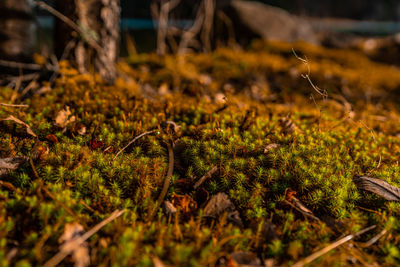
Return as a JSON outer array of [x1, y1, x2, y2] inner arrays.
[[1, 40, 400, 266]]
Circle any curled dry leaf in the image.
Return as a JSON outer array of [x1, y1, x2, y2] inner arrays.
[[0, 156, 28, 178], [263, 144, 280, 153], [353, 175, 400, 201], [55, 106, 76, 128], [203, 193, 243, 226], [2, 115, 37, 137], [59, 223, 90, 267]]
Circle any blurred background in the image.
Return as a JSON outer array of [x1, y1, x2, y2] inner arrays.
[[2, 0, 400, 67]]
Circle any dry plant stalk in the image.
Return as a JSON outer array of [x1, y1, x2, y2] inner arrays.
[[113, 130, 156, 160], [43, 209, 125, 267], [194, 165, 218, 189], [292, 225, 376, 267]]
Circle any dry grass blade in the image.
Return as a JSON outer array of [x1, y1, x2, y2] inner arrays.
[[43, 209, 125, 267], [353, 175, 400, 201], [292, 225, 376, 267], [2, 115, 37, 137], [0, 103, 29, 108]]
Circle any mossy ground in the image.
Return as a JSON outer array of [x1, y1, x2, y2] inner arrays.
[[1, 41, 400, 266]]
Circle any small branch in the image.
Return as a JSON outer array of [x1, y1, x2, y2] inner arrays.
[[0, 59, 50, 71], [43, 209, 125, 267], [113, 130, 156, 160], [0, 103, 29, 108], [194, 165, 218, 189], [292, 225, 376, 267]]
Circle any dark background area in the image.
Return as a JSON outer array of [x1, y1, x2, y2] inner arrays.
[[36, 0, 400, 21]]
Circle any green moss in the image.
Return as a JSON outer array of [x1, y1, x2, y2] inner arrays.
[[1, 42, 400, 265]]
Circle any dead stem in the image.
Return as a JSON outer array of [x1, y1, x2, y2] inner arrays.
[[149, 141, 174, 220], [0, 103, 29, 108], [194, 165, 218, 189], [113, 130, 156, 160], [43, 209, 125, 267], [292, 225, 376, 267]]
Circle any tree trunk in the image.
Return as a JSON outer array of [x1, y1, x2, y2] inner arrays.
[[0, 0, 36, 62], [55, 0, 120, 84]]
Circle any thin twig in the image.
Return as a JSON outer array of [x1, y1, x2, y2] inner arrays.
[[292, 48, 328, 99], [113, 130, 156, 160], [0, 59, 51, 71], [292, 225, 376, 267], [43, 209, 125, 267], [0, 103, 29, 108], [194, 165, 218, 189]]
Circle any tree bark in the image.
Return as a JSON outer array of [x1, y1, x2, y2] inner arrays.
[[0, 0, 36, 62], [55, 0, 120, 84]]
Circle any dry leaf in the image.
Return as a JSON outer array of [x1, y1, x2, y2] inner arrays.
[[2, 115, 37, 137], [59, 223, 90, 267], [203, 193, 243, 226], [55, 106, 76, 128], [164, 200, 177, 215], [0, 156, 28, 178], [353, 175, 400, 201]]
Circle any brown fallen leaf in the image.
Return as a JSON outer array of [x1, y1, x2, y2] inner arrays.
[[55, 106, 76, 128], [0, 156, 28, 178], [2, 115, 37, 137], [164, 200, 177, 216], [353, 175, 400, 201], [203, 193, 243, 226]]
